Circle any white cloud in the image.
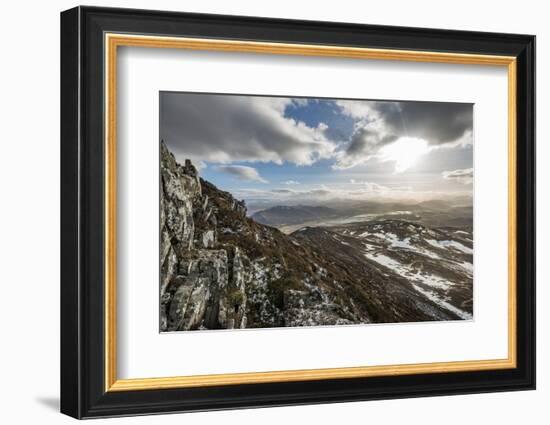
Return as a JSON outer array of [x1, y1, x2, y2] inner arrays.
[[215, 165, 268, 183], [161, 93, 335, 166], [234, 181, 410, 205], [317, 122, 329, 131], [336, 100, 378, 122], [284, 180, 300, 185], [349, 179, 393, 192], [442, 168, 474, 184]]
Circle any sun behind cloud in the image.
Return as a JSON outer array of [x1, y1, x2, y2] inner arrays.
[[379, 137, 430, 173]]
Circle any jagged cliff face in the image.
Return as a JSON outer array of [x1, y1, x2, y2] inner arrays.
[[160, 142, 472, 332], [160, 143, 248, 331]]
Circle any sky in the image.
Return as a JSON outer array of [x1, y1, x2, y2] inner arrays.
[[160, 92, 474, 212]]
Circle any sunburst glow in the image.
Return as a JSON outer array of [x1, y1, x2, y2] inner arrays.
[[380, 137, 430, 173]]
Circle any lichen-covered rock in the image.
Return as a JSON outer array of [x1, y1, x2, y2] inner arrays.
[[283, 288, 354, 327], [201, 230, 215, 248], [165, 250, 228, 331], [160, 142, 201, 254], [222, 247, 248, 329], [232, 199, 247, 217]]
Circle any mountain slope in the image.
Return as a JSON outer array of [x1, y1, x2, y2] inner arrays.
[[160, 142, 473, 331]]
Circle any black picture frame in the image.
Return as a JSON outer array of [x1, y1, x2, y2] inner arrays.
[[61, 5, 535, 419]]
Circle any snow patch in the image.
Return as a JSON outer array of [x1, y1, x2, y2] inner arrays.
[[364, 251, 471, 319], [411, 284, 472, 320], [426, 239, 473, 254]]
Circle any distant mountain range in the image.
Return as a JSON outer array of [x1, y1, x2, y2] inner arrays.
[[251, 199, 473, 232], [251, 205, 339, 226], [160, 141, 473, 332]]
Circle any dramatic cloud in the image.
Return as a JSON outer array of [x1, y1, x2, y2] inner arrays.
[[161, 92, 473, 184], [334, 100, 473, 170], [442, 168, 474, 184], [161, 93, 335, 166], [215, 165, 268, 183], [337, 100, 473, 146]]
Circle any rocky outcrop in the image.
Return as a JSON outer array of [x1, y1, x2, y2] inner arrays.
[[160, 142, 247, 331], [160, 143, 200, 297]]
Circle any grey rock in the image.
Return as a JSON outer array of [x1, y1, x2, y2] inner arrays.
[[202, 230, 215, 248]]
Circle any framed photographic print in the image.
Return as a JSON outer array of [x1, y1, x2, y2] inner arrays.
[[60, 6, 536, 419]]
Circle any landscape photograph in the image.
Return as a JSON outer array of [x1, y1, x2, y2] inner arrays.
[[159, 91, 474, 332]]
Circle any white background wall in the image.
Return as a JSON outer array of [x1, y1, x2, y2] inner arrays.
[[0, 0, 545, 423]]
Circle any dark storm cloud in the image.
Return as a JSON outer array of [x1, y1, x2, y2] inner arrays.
[[160, 92, 334, 165], [373, 101, 473, 146]]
